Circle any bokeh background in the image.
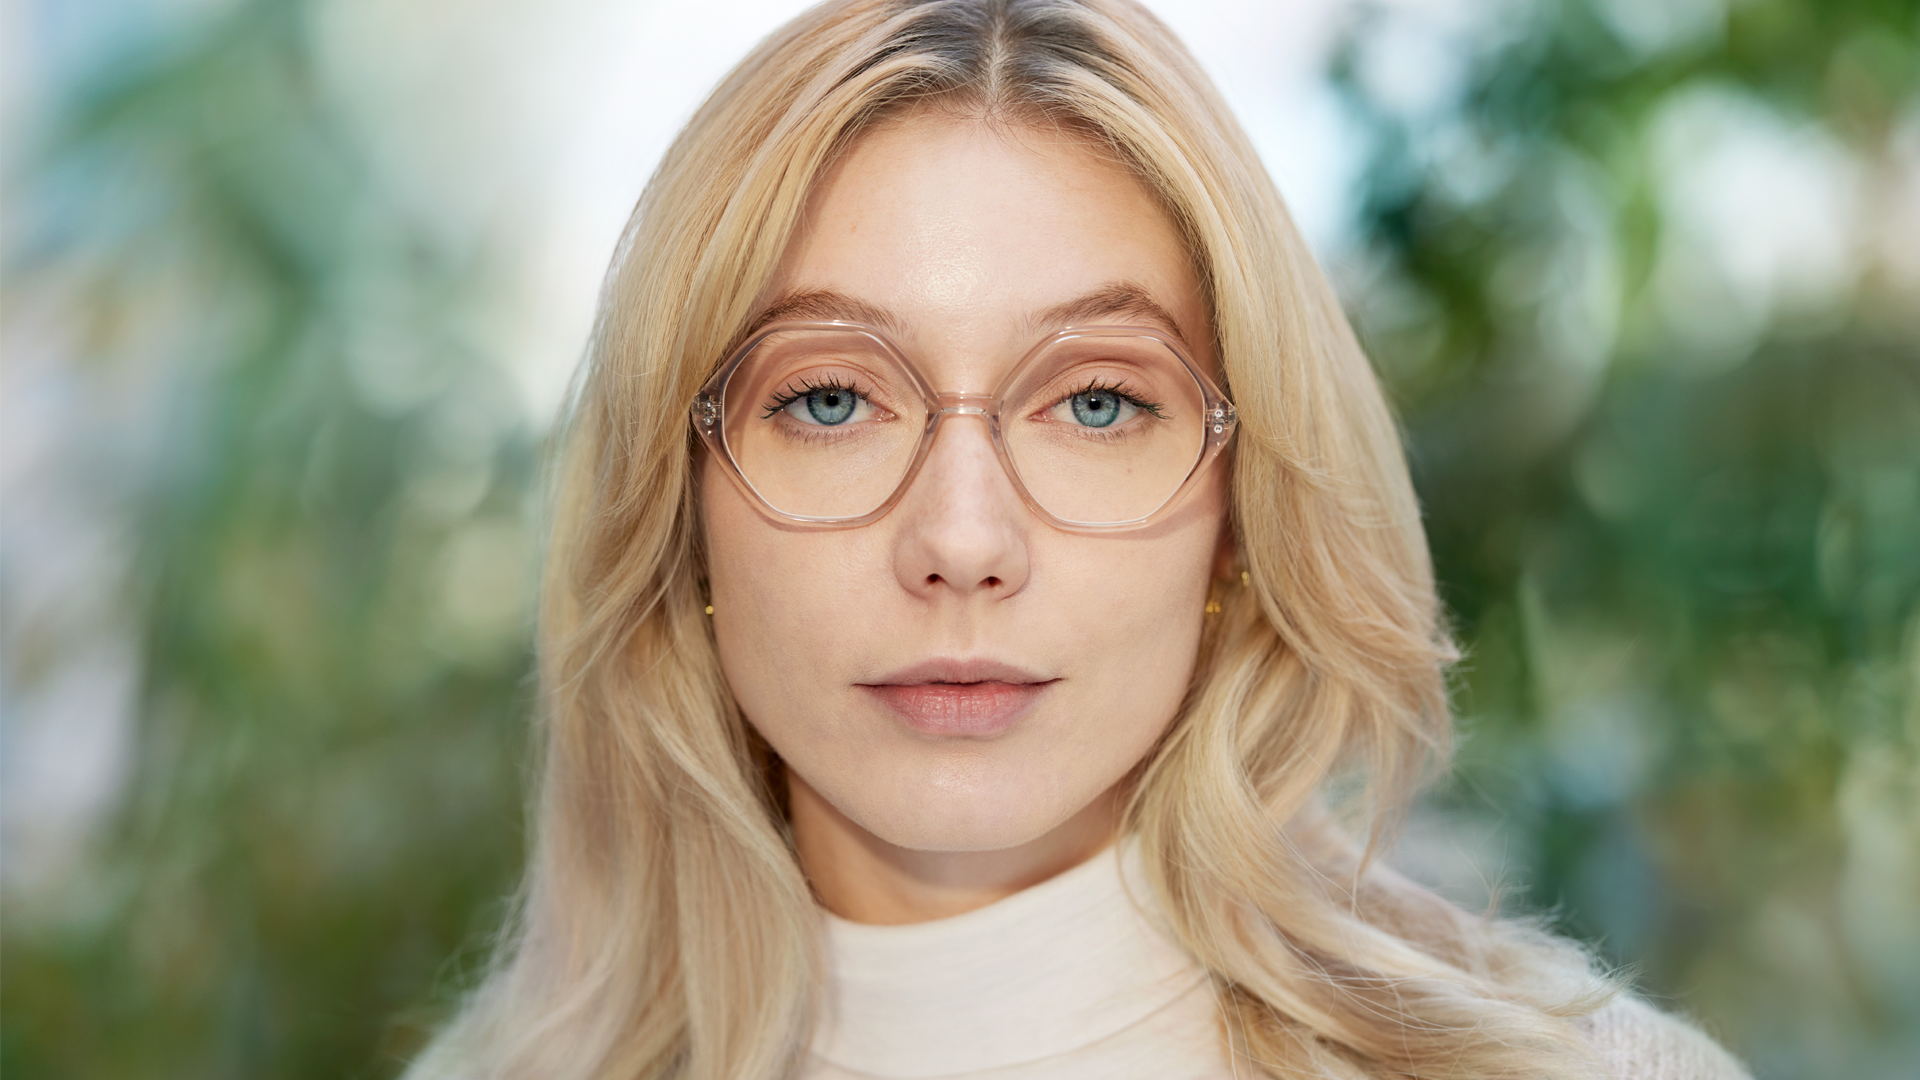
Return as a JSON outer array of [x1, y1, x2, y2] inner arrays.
[[3, 0, 1916, 1077]]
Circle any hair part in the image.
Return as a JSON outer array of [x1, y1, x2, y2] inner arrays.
[[410, 3, 1617, 1078]]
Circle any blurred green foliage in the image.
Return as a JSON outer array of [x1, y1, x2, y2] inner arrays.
[[2, 0, 1915, 1078], [1333, 1, 1920, 1077], [4, 1, 536, 1076]]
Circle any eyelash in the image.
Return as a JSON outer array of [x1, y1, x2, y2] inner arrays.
[[760, 375, 869, 419], [1054, 379, 1166, 421]]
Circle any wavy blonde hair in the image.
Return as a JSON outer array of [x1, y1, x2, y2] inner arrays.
[[414, 1, 1616, 1077]]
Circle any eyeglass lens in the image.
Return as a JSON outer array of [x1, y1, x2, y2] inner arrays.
[[720, 328, 1208, 525]]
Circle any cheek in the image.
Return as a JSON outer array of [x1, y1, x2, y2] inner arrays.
[[1021, 474, 1225, 775], [701, 455, 910, 804], [702, 458, 862, 723], [1030, 500, 1220, 745]]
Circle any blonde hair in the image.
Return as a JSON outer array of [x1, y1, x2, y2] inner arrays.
[[414, 2, 1616, 1077]]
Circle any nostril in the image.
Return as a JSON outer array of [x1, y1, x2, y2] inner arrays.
[[982, 577, 1001, 588]]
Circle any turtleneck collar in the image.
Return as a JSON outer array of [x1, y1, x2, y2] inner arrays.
[[808, 841, 1214, 1078]]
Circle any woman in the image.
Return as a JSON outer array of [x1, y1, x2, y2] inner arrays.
[[415, 1, 1752, 1077]]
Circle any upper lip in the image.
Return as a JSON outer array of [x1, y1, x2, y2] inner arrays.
[[860, 658, 1055, 686]]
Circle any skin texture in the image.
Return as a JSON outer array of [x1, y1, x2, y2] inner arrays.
[[702, 111, 1230, 924]]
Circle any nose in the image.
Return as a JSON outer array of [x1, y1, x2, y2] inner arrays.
[[889, 410, 1031, 601]]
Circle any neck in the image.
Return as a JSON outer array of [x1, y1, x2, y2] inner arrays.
[[788, 771, 1121, 924]]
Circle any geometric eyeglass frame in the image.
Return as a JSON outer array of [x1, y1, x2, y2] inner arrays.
[[691, 320, 1238, 533]]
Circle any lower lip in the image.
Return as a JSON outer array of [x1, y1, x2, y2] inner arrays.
[[862, 681, 1053, 736]]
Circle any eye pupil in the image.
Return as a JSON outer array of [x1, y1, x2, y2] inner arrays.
[[1071, 390, 1122, 428]]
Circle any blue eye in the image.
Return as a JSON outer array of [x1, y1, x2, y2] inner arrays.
[[804, 386, 856, 424], [774, 381, 875, 426], [1069, 389, 1126, 428], [1045, 383, 1162, 430]]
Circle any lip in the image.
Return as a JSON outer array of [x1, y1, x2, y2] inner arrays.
[[859, 658, 1057, 737]]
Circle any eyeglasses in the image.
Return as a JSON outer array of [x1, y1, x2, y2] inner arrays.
[[692, 321, 1236, 531]]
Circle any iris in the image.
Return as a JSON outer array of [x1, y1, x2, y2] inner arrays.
[[1070, 389, 1123, 428], [806, 387, 857, 425]]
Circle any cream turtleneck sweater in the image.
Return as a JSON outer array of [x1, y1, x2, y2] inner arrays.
[[803, 844, 1752, 1080]]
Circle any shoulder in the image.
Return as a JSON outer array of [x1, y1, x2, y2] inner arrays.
[[1576, 994, 1752, 1080]]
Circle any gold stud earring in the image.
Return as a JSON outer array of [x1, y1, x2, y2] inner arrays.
[[705, 604, 714, 616]]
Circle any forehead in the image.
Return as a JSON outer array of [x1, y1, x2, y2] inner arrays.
[[761, 110, 1210, 363]]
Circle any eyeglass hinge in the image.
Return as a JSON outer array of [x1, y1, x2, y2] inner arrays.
[[695, 395, 720, 429], [1209, 403, 1235, 435]]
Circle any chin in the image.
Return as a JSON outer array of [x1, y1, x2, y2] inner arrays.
[[842, 768, 1089, 854]]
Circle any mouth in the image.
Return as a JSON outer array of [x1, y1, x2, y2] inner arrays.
[[858, 659, 1058, 737]]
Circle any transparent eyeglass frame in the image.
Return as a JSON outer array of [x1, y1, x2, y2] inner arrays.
[[691, 320, 1238, 532]]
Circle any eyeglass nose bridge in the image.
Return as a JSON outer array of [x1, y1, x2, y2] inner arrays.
[[930, 391, 995, 415], [917, 393, 999, 442], [915, 393, 1006, 468]]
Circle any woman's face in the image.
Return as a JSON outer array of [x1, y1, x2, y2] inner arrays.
[[703, 111, 1227, 863]]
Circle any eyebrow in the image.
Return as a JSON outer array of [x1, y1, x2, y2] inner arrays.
[[1024, 282, 1194, 348], [744, 281, 1196, 350], [745, 289, 909, 338]]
